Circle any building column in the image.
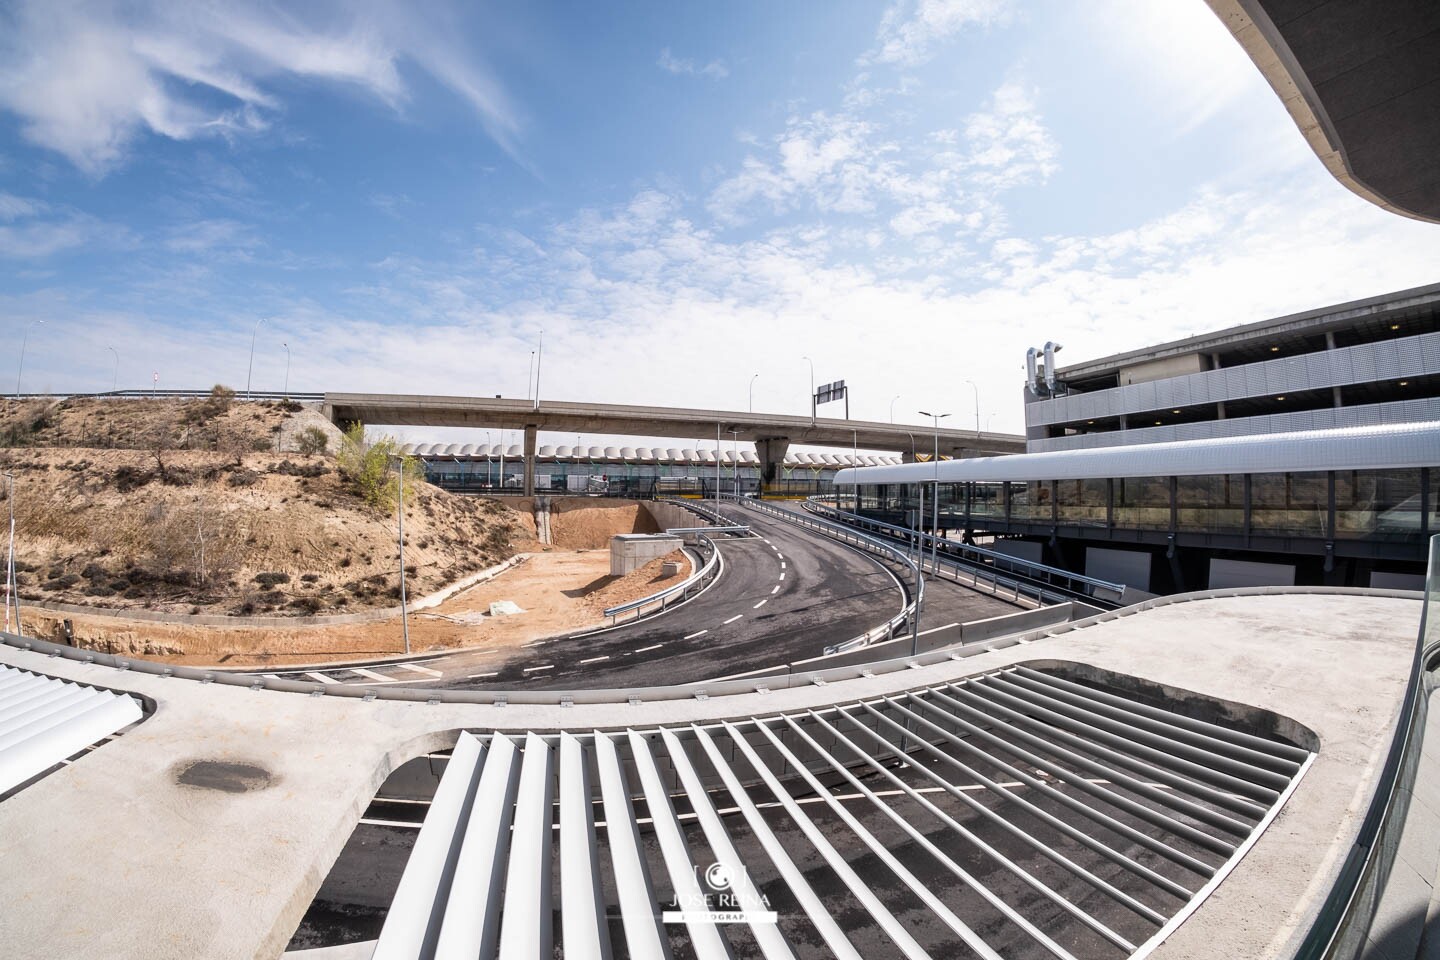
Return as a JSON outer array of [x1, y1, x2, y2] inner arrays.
[[754, 437, 790, 484], [1216, 400, 1226, 420], [523, 424, 538, 496]]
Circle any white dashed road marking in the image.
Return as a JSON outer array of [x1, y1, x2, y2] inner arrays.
[[523, 664, 555, 673], [722, 614, 743, 625], [779, 572, 786, 581], [776, 553, 784, 561], [780, 562, 786, 570], [579, 655, 610, 665], [683, 630, 708, 640], [917, 621, 962, 637], [771, 585, 780, 595], [305, 672, 338, 685], [467, 671, 499, 679], [635, 644, 664, 654], [352, 668, 399, 684], [753, 599, 768, 609], [397, 662, 443, 677]]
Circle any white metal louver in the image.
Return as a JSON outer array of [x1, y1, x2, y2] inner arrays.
[[0, 664, 143, 795], [370, 666, 1312, 959]]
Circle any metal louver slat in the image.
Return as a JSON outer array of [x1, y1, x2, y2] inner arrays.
[[592, 732, 671, 960], [497, 732, 555, 959], [0, 668, 142, 795], [434, 732, 520, 959], [559, 732, 612, 960]]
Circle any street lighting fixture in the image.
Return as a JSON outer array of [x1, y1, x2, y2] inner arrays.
[[282, 342, 291, 399], [107, 346, 119, 394], [3, 471, 17, 635], [801, 355, 815, 424], [749, 373, 759, 413], [890, 394, 900, 423], [963, 380, 980, 433], [919, 410, 950, 572], [15, 319, 45, 396], [395, 455, 411, 656], [729, 428, 741, 498], [245, 317, 266, 400]]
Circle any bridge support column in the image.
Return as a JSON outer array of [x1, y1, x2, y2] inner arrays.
[[755, 437, 789, 484], [523, 425, 538, 496]]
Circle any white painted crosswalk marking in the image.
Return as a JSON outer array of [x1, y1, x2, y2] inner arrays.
[[304, 672, 338, 685], [396, 662, 442, 677], [352, 668, 399, 684]]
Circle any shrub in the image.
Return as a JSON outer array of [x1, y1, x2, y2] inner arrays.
[[335, 423, 423, 514], [253, 571, 290, 588], [295, 426, 329, 456], [226, 469, 261, 488]]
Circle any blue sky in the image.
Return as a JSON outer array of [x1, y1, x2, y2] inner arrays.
[[3, 0, 1439, 444]]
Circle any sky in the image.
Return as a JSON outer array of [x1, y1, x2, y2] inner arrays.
[[3, 0, 1439, 448]]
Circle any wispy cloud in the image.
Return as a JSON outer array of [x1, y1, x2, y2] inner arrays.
[[863, 0, 1013, 67], [657, 48, 729, 80], [0, 0, 522, 175]]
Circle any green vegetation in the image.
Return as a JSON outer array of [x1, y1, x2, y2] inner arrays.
[[295, 426, 329, 455], [335, 422, 424, 514]]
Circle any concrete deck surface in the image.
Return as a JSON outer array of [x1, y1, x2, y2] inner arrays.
[[0, 590, 1422, 959]]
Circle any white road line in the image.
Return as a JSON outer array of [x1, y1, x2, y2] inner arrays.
[[722, 614, 743, 625], [683, 630, 709, 640], [917, 621, 962, 637], [753, 599, 768, 609], [304, 672, 339, 685], [467, 671, 500, 679], [780, 561, 786, 570], [523, 664, 555, 673], [635, 644, 664, 654], [779, 572, 786, 581], [352, 668, 400, 683], [579, 655, 610, 665], [397, 662, 443, 677], [262, 674, 279, 679], [771, 585, 780, 595], [776, 553, 784, 561]]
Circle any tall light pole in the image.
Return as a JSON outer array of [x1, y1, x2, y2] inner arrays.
[[851, 428, 859, 513], [919, 410, 950, 571], [534, 330, 544, 410], [801, 355, 815, 424], [714, 423, 721, 507], [3, 471, 15, 634], [964, 379, 980, 433], [282, 342, 291, 399], [890, 394, 900, 423], [749, 373, 759, 413], [485, 430, 493, 488], [527, 351, 535, 405], [396, 456, 410, 656], [729, 428, 741, 498], [245, 317, 266, 400], [107, 346, 119, 393], [15, 319, 45, 396]]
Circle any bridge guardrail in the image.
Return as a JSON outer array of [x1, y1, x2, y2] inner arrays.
[[1, 389, 326, 402], [804, 496, 1126, 606], [718, 494, 923, 652], [600, 532, 724, 624]]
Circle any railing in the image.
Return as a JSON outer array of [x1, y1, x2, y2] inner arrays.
[[599, 532, 725, 625], [2, 389, 325, 402], [804, 496, 1126, 607], [1291, 534, 1440, 959], [719, 494, 923, 651]]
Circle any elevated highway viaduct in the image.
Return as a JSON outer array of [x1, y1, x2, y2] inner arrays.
[[322, 392, 1025, 495]]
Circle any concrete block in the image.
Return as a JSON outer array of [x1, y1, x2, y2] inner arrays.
[[610, 533, 682, 576]]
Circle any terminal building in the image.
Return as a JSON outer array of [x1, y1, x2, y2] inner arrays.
[[838, 284, 1440, 595]]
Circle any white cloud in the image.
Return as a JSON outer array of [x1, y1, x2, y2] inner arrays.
[[163, 218, 259, 255], [657, 48, 729, 80], [0, 0, 521, 175], [865, 0, 1013, 67], [0, 192, 44, 221]]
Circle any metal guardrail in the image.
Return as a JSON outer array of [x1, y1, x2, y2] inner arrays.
[[719, 494, 923, 652], [2, 389, 326, 402], [804, 496, 1126, 607], [599, 533, 724, 624]]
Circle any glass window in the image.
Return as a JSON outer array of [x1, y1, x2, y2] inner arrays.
[[1056, 478, 1107, 526], [970, 482, 1005, 521], [1010, 481, 1050, 522], [1251, 472, 1327, 537], [1176, 474, 1245, 534], [1335, 469, 1424, 541], [1114, 476, 1170, 530]]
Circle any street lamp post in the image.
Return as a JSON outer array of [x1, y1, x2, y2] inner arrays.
[[534, 331, 544, 411], [282, 342, 291, 399], [919, 410, 950, 572], [245, 317, 266, 400], [890, 394, 900, 423], [801, 355, 815, 424], [396, 456, 411, 656], [964, 379, 980, 433], [15, 319, 45, 396], [107, 346, 119, 393], [3, 471, 16, 634], [749, 373, 759, 413], [485, 430, 493, 488], [729, 428, 741, 498]]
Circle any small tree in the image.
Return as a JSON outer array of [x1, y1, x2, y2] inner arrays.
[[336, 423, 423, 513], [295, 426, 329, 456]]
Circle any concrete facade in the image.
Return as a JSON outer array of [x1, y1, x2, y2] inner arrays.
[[609, 533, 682, 575]]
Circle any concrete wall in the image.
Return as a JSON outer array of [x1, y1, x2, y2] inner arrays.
[[1086, 546, 1153, 592], [989, 539, 1044, 563], [1208, 557, 1297, 589], [642, 500, 706, 532], [610, 534, 682, 576]]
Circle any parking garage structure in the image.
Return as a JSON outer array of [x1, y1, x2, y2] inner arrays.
[[833, 420, 1440, 596]]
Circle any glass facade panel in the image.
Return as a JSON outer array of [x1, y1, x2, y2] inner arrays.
[[1335, 469, 1424, 540], [1114, 476, 1170, 530], [1175, 474, 1245, 534], [1009, 481, 1050, 522], [1056, 478, 1107, 526], [1250, 472, 1327, 537], [970, 482, 1005, 521]]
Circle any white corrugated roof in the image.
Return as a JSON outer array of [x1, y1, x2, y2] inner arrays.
[[835, 421, 1440, 485]]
